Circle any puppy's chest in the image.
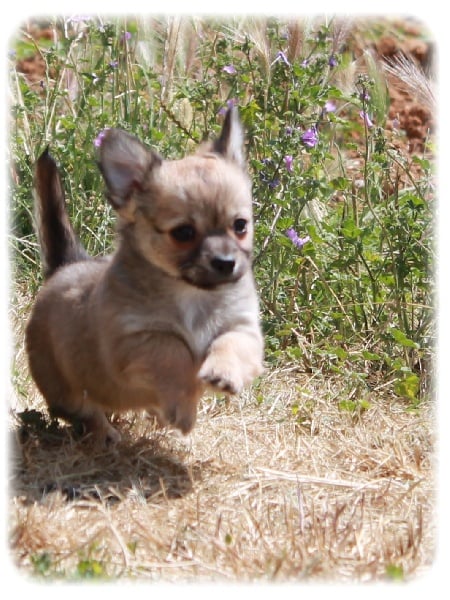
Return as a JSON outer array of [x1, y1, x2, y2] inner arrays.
[[114, 283, 251, 361], [177, 289, 229, 357]]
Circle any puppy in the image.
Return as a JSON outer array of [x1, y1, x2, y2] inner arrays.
[[25, 107, 264, 443]]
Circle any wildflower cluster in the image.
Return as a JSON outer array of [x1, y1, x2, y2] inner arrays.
[[285, 228, 311, 249]]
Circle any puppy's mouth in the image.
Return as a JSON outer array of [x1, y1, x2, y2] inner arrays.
[[180, 255, 247, 289]]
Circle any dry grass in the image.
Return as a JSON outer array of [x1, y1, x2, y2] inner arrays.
[[9, 295, 435, 583]]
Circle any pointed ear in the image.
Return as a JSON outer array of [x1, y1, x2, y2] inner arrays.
[[96, 128, 162, 209], [213, 106, 246, 169]]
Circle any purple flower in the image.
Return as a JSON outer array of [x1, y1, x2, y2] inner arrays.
[[284, 155, 294, 173], [324, 100, 337, 113], [286, 228, 311, 249], [285, 126, 293, 136], [94, 128, 110, 148], [359, 110, 374, 128], [109, 60, 119, 68], [301, 126, 319, 148], [328, 55, 338, 68], [272, 50, 290, 67], [121, 31, 132, 43], [222, 64, 237, 75]]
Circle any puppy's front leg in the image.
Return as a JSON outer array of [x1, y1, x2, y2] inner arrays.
[[198, 330, 264, 395], [116, 332, 204, 433]]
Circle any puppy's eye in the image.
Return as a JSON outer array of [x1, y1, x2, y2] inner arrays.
[[170, 224, 196, 243], [233, 218, 248, 236]]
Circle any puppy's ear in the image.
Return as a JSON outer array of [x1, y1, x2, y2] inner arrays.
[[213, 106, 246, 169], [96, 128, 162, 210]]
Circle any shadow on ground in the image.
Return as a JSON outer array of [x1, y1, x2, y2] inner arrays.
[[10, 409, 201, 507]]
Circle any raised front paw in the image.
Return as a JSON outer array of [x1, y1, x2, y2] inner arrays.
[[198, 358, 243, 395]]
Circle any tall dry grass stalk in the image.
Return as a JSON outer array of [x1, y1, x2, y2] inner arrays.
[[383, 52, 435, 111]]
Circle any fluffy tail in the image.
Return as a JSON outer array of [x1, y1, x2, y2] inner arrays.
[[33, 148, 90, 279]]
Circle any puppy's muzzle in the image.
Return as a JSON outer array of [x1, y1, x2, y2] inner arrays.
[[181, 235, 249, 288]]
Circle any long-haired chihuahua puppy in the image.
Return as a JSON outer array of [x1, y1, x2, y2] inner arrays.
[[25, 107, 264, 443]]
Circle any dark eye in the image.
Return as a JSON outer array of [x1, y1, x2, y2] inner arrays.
[[233, 218, 248, 236], [170, 224, 196, 243]]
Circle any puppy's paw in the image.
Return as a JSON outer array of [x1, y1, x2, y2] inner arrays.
[[199, 330, 264, 395], [103, 423, 122, 445], [198, 358, 243, 395], [82, 410, 122, 446]]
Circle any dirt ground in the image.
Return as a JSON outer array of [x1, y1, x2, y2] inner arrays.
[[369, 22, 434, 152]]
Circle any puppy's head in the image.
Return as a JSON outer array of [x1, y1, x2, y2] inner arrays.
[[97, 108, 253, 288]]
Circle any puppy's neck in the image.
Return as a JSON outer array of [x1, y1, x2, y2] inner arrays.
[[108, 236, 162, 291]]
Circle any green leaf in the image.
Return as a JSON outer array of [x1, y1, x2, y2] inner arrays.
[[390, 328, 419, 349], [394, 373, 419, 400], [411, 156, 431, 170], [341, 218, 362, 240], [338, 399, 357, 412], [330, 346, 348, 360], [361, 350, 381, 360], [77, 559, 105, 579], [385, 564, 404, 581], [358, 398, 372, 410], [329, 176, 350, 191], [31, 552, 52, 575]]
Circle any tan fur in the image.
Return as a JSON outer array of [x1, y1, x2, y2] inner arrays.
[[25, 108, 264, 444]]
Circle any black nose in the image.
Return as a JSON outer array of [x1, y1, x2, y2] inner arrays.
[[211, 256, 236, 275]]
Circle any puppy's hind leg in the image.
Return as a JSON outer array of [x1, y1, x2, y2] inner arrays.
[[27, 321, 120, 444], [29, 354, 119, 444], [40, 384, 120, 444], [50, 394, 121, 445]]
